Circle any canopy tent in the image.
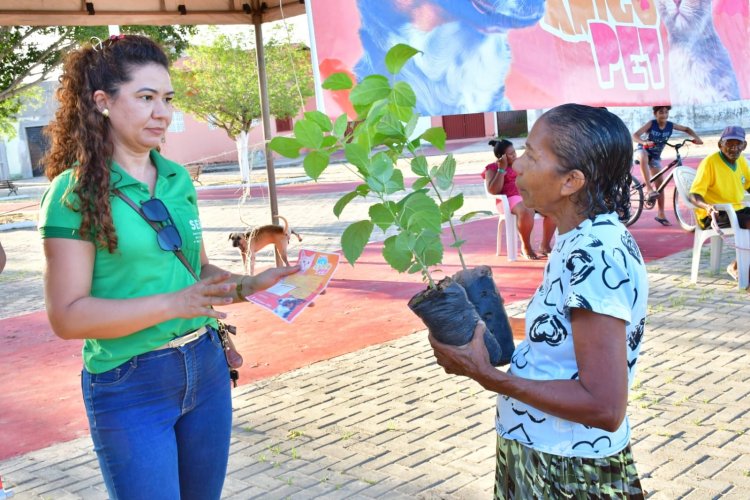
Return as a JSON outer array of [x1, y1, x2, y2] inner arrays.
[[0, 0, 305, 26], [0, 0, 308, 230]]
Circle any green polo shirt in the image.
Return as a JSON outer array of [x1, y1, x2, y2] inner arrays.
[[39, 150, 216, 373]]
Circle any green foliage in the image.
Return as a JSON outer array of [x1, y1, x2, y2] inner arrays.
[[171, 25, 314, 139], [0, 25, 194, 138], [0, 85, 42, 139], [269, 43, 483, 287], [0, 94, 23, 139]]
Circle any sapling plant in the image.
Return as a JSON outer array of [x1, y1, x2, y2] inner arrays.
[[270, 44, 475, 286], [270, 44, 515, 365]]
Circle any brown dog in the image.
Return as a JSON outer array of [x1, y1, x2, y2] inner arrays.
[[228, 215, 302, 275]]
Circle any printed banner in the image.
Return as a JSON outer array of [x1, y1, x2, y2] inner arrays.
[[246, 249, 339, 323], [308, 0, 750, 116]]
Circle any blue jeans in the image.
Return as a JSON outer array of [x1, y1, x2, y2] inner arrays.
[[81, 326, 232, 500]]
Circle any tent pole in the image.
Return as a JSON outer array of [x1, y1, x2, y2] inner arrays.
[[252, 4, 281, 252]]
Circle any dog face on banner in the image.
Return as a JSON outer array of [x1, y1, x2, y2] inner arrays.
[[354, 0, 547, 115]]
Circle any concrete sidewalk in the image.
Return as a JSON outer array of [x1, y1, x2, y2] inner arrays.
[[1, 246, 749, 499]]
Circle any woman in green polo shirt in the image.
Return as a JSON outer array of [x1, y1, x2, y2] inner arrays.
[[38, 35, 297, 499]]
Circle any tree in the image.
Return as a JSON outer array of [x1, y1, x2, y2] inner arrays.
[[0, 25, 194, 138], [171, 26, 314, 183]]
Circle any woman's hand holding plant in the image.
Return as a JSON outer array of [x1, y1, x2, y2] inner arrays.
[[429, 321, 494, 380]]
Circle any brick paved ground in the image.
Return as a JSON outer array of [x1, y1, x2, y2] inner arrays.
[[2, 248, 749, 499], [2, 138, 749, 498]]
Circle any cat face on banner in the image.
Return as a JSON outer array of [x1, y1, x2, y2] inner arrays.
[[299, 252, 314, 272], [656, 0, 711, 33], [655, 0, 741, 103]]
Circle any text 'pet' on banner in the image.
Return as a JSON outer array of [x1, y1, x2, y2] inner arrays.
[[308, 0, 750, 117]]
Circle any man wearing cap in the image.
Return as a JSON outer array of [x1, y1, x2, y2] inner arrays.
[[689, 125, 750, 281]]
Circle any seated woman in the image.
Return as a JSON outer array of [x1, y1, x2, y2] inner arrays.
[[482, 139, 556, 259]]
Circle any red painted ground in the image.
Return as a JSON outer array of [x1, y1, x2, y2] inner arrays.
[[196, 172, 488, 201], [0, 204, 693, 460]]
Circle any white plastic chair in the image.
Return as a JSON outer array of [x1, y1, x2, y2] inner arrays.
[[673, 166, 750, 290], [483, 183, 543, 261]]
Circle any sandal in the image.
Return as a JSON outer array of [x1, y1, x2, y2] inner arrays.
[[654, 217, 671, 226], [520, 250, 540, 261]]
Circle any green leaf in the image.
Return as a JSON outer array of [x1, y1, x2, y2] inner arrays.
[[294, 120, 324, 149], [341, 220, 374, 265], [435, 154, 456, 190], [388, 103, 414, 123], [333, 190, 360, 218], [384, 44, 420, 75], [413, 231, 444, 267], [353, 102, 373, 121], [410, 155, 429, 176], [350, 75, 391, 107], [375, 113, 404, 137], [395, 231, 417, 251], [407, 263, 423, 274], [321, 135, 338, 148], [354, 126, 373, 151], [402, 192, 442, 233], [268, 136, 302, 158], [384, 169, 405, 195], [304, 110, 333, 132], [365, 99, 389, 124], [383, 236, 413, 272], [421, 127, 446, 151], [450, 239, 466, 248], [369, 202, 396, 232], [355, 184, 371, 196], [366, 152, 394, 193], [440, 193, 464, 222], [460, 210, 493, 222], [303, 150, 330, 180], [411, 177, 430, 190], [392, 81, 417, 108], [322, 72, 353, 90], [332, 114, 349, 138], [344, 142, 370, 175]]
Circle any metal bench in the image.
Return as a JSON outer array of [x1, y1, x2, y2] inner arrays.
[[184, 164, 204, 185], [0, 179, 19, 196]]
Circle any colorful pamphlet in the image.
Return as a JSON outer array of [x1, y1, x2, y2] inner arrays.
[[246, 249, 339, 323]]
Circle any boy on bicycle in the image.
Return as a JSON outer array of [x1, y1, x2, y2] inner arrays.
[[632, 105, 703, 226]]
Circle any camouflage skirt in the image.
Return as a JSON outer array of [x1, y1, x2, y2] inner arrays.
[[494, 435, 644, 499]]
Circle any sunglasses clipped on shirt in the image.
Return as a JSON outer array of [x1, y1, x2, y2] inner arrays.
[[140, 197, 183, 252]]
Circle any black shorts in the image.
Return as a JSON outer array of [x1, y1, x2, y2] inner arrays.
[[699, 206, 750, 230]]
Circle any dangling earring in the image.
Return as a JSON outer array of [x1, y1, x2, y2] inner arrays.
[[161, 136, 166, 144], [101, 108, 110, 118]]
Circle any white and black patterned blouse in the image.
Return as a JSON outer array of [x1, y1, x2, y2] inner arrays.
[[496, 212, 648, 458]]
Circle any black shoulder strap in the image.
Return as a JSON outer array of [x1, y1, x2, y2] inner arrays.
[[112, 189, 199, 282]]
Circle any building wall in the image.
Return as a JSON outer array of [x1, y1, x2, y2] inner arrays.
[[159, 112, 257, 166], [527, 100, 750, 137], [2, 82, 57, 179], [1, 84, 312, 178]]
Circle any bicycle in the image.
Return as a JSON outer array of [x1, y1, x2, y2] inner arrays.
[[619, 138, 696, 231]]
